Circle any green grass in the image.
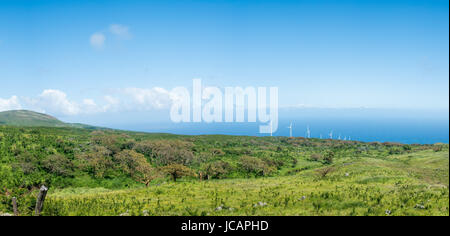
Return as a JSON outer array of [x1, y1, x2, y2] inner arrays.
[[0, 110, 66, 127], [42, 150, 449, 216], [0, 110, 102, 129], [0, 124, 447, 216]]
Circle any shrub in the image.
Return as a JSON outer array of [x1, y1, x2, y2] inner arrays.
[[90, 134, 121, 154], [211, 149, 225, 156], [114, 150, 160, 186], [323, 151, 334, 165], [160, 164, 194, 182], [389, 148, 403, 155], [76, 145, 113, 178], [433, 145, 443, 152], [42, 154, 74, 177], [309, 153, 323, 162], [239, 156, 275, 177], [202, 161, 232, 179], [13, 152, 38, 174], [261, 157, 285, 170], [134, 140, 194, 166], [316, 167, 335, 178], [403, 145, 412, 151]]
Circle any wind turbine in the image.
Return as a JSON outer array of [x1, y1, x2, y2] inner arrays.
[[329, 130, 333, 139], [287, 122, 293, 138], [306, 125, 311, 139]]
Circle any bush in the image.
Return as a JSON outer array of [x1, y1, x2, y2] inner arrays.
[[13, 152, 38, 174], [211, 149, 225, 156], [388, 148, 403, 155], [42, 154, 74, 177], [160, 164, 194, 182], [316, 167, 335, 178], [114, 150, 160, 186], [90, 134, 121, 154], [239, 156, 275, 177], [76, 145, 114, 178], [261, 157, 285, 170], [134, 140, 194, 166], [309, 153, 323, 162], [202, 161, 232, 179], [323, 151, 334, 165], [433, 145, 443, 152]]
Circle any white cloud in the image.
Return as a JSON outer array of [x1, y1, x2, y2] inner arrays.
[[1, 86, 178, 116], [0, 96, 22, 112], [21, 89, 103, 116], [122, 87, 173, 110], [83, 99, 96, 107], [33, 89, 81, 115], [99, 95, 118, 112], [89, 24, 131, 49], [90, 33, 106, 49], [109, 24, 131, 39], [104, 95, 119, 106]]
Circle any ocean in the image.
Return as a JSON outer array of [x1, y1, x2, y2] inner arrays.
[[113, 117, 449, 145]]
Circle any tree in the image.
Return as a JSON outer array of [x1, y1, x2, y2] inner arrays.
[[114, 150, 159, 186], [42, 154, 74, 177], [134, 140, 194, 166], [239, 156, 275, 177], [309, 153, 323, 162], [202, 161, 232, 179], [13, 152, 38, 174], [90, 134, 121, 154], [316, 167, 335, 178], [323, 151, 334, 165], [76, 145, 113, 178], [160, 164, 194, 182]]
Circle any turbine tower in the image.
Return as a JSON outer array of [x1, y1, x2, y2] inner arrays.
[[287, 122, 293, 138], [306, 125, 311, 139], [329, 130, 333, 139]]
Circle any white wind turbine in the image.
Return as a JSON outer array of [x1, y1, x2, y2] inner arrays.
[[287, 122, 293, 138], [306, 125, 311, 138], [329, 130, 333, 139]]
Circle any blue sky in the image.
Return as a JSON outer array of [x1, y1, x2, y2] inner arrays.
[[0, 0, 448, 123]]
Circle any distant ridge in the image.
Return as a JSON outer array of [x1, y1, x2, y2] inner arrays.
[[0, 110, 101, 129]]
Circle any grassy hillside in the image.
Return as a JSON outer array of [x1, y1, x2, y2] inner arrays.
[[44, 151, 449, 216], [0, 110, 102, 129], [0, 125, 448, 216], [0, 110, 66, 127]]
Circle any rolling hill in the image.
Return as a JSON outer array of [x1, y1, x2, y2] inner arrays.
[[0, 110, 100, 129]]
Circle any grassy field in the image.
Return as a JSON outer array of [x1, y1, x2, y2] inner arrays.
[[0, 124, 448, 216], [42, 150, 449, 216]]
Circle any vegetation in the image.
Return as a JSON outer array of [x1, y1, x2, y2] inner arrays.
[[41, 151, 449, 216], [0, 110, 101, 129], [0, 120, 448, 216]]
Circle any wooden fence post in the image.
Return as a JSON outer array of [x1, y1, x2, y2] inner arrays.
[[12, 197, 19, 216], [34, 185, 48, 216]]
